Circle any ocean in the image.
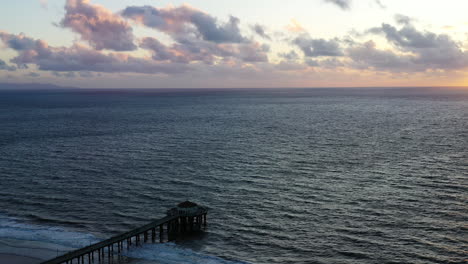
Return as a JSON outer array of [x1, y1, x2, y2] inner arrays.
[[0, 87, 466, 264]]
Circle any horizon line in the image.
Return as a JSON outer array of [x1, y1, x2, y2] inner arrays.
[[1, 82, 467, 90]]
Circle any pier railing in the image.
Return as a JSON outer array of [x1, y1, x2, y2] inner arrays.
[[41, 205, 207, 264]]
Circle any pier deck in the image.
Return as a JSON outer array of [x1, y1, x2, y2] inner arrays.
[[41, 202, 207, 264]]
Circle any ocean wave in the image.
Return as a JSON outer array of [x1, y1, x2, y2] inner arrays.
[[0, 215, 248, 264], [124, 243, 250, 264], [0, 214, 99, 249]]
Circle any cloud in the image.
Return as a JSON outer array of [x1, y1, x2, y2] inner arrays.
[[122, 5, 246, 43], [236, 42, 270, 62], [3, 1, 467, 85], [121, 5, 269, 64], [350, 22, 468, 72], [347, 41, 414, 71], [193, 14, 245, 43], [285, 19, 305, 33], [79, 71, 94, 77], [394, 14, 414, 25], [304, 58, 344, 68], [61, 0, 136, 51], [140, 37, 195, 63], [0, 32, 189, 75], [53, 71, 76, 78], [305, 59, 320, 67], [373, 23, 468, 69], [140, 36, 269, 64], [320, 58, 345, 68], [294, 35, 343, 57], [53, 71, 94, 78], [374, 0, 386, 9], [252, 24, 271, 40], [275, 61, 307, 71], [323, 0, 351, 10], [27, 72, 40, 77], [278, 50, 300, 61], [0, 32, 36, 50], [323, 0, 384, 10], [0, 59, 17, 71]]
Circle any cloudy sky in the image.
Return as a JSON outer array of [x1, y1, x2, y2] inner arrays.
[[1, 0, 468, 88]]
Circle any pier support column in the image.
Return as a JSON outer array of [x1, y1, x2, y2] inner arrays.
[[167, 222, 171, 241], [159, 225, 164, 243], [180, 217, 185, 233], [169, 221, 173, 241], [152, 228, 156, 242], [183, 217, 188, 233], [144, 231, 148, 242]]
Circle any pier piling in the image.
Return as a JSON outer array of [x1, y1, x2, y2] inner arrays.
[[40, 201, 207, 264]]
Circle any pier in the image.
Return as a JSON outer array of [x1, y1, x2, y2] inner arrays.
[[41, 201, 208, 264]]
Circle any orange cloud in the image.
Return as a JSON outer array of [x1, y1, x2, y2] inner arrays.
[[286, 19, 305, 33]]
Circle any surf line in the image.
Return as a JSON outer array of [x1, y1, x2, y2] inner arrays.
[[41, 201, 208, 264]]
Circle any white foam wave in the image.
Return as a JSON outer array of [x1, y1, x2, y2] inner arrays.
[[0, 214, 99, 249], [0, 215, 248, 263], [124, 243, 250, 264]]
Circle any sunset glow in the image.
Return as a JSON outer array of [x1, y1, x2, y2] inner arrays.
[[1, 0, 468, 88]]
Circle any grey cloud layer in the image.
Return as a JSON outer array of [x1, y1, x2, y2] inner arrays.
[[322, 0, 385, 10], [323, 0, 351, 10], [322, 0, 387, 10], [140, 36, 268, 64], [122, 5, 246, 43], [348, 41, 413, 71], [0, 59, 16, 71], [0, 32, 36, 51], [1, 0, 467, 78], [0, 1, 268, 75], [121, 5, 268, 64], [294, 35, 343, 57], [252, 24, 271, 40], [353, 21, 468, 71], [0, 32, 188, 74]]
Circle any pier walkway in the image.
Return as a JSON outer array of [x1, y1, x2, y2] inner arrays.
[[41, 201, 207, 264]]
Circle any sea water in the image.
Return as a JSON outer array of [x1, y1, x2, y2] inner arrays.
[[0, 87, 466, 263]]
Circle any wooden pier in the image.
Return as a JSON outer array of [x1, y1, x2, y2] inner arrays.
[[41, 201, 207, 264]]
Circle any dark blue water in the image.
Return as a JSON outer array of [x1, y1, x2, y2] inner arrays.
[[0, 88, 466, 264]]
